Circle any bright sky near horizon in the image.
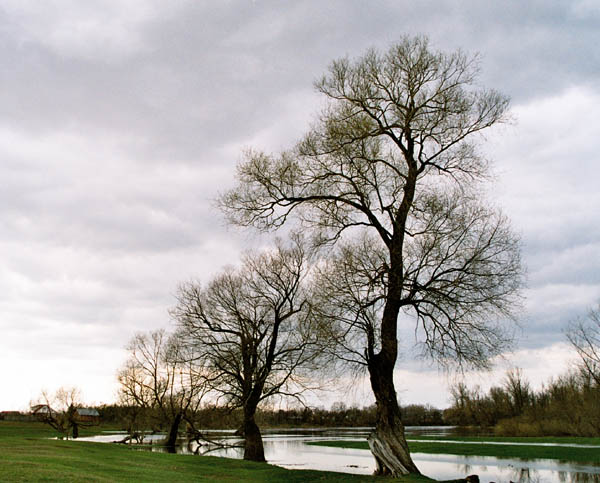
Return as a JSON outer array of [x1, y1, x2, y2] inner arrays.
[[1, 0, 599, 411]]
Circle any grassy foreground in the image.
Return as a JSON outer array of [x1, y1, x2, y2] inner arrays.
[[0, 422, 443, 482], [309, 437, 600, 464]]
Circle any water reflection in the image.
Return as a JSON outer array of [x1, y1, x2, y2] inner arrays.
[[412, 453, 600, 483], [77, 427, 600, 482]]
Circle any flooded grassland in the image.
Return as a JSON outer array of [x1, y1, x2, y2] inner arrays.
[[78, 426, 600, 482]]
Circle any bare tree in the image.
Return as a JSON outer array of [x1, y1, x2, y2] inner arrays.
[[567, 304, 600, 386], [31, 387, 92, 439], [117, 329, 208, 447], [220, 36, 523, 475], [503, 368, 532, 416], [172, 236, 326, 462]]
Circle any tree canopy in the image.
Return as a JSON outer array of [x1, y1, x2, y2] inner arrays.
[[173, 236, 327, 461], [221, 36, 523, 475]]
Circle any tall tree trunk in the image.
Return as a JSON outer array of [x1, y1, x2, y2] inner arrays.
[[165, 412, 182, 447], [367, 353, 420, 476], [365, 165, 420, 476], [242, 410, 265, 462]]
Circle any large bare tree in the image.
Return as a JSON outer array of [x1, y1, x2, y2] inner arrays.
[[118, 329, 208, 447], [172, 237, 325, 462], [220, 36, 523, 475]]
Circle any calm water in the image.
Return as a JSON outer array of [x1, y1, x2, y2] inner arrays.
[[78, 427, 600, 482]]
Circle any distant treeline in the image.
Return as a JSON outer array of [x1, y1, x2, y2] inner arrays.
[[95, 401, 444, 431], [445, 368, 600, 437]]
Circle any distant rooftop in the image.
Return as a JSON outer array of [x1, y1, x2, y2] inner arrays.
[[76, 408, 100, 417]]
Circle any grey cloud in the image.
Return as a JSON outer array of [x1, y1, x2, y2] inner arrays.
[[0, 0, 599, 408], [3, 1, 597, 164]]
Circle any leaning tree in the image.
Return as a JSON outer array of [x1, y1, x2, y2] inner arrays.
[[173, 236, 326, 462], [220, 36, 523, 475], [31, 387, 91, 439]]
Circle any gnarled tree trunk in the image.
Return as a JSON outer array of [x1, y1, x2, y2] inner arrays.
[[367, 352, 419, 476]]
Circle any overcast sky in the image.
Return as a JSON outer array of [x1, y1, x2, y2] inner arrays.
[[1, 0, 599, 410]]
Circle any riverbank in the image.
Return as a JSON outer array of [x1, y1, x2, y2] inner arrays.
[[0, 422, 458, 482], [309, 437, 600, 464]]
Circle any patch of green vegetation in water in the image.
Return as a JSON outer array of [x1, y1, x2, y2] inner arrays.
[[309, 438, 600, 464]]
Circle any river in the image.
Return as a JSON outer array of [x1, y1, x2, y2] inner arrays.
[[77, 426, 600, 482]]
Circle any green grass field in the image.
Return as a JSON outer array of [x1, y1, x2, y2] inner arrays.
[[308, 437, 600, 464], [0, 421, 435, 482]]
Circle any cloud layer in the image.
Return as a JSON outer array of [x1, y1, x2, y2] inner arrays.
[[1, 0, 598, 409]]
